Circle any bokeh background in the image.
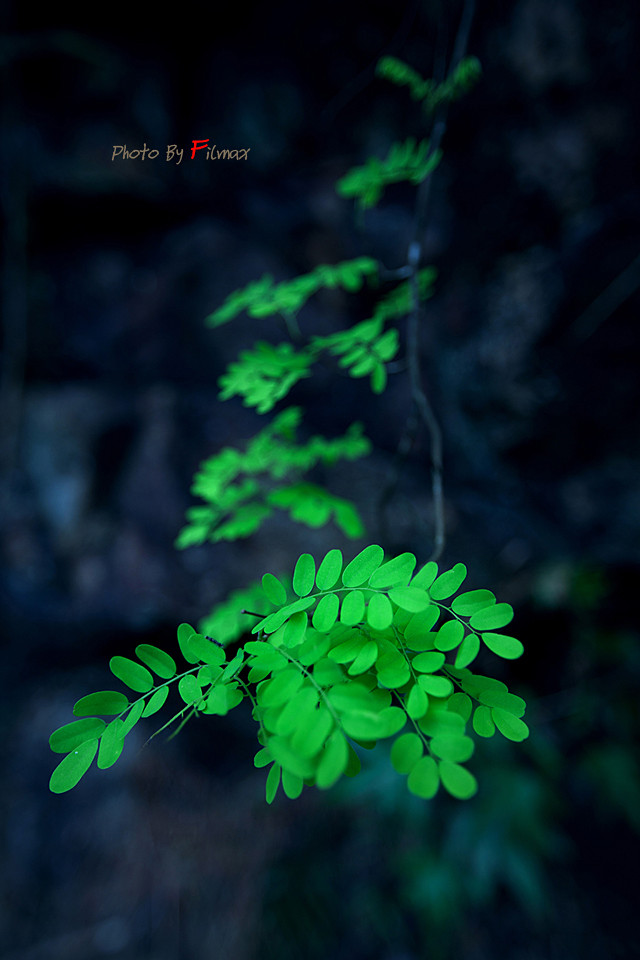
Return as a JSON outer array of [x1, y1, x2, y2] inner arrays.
[[2, 1, 639, 958]]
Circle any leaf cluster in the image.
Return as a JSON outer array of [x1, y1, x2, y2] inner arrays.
[[175, 407, 370, 548], [376, 55, 482, 114], [50, 546, 528, 802]]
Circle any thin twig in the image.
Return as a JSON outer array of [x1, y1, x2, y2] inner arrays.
[[406, 0, 476, 562]]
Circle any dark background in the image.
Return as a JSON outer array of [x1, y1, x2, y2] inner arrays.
[[1, 1, 639, 958]]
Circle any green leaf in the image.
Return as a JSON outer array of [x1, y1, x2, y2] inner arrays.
[[448, 692, 473, 722], [391, 732, 423, 774], [369, 552, 416, 588], [340, 590, 365, 625], [254, 747, 272, 768], [411, 561, 438, 590], [367, 593, 393, 630], [472, 705, 495, 737], [282, 769, 304, 800], [187, 634, 227, 666], [407, 756, 439, 798], [454, 633, 480, 668], [142, 686, 170, 718], [177, 622, 201, 664], [342, 544, 384, 587], [109, 656, 154, 693], [469, 603, 514, 631], [477, 689, 526, 717], [316, 731, 348, 788], [276, 686, 318, 737], [97, 719, 126, 769], [406, 683, 429, 719], [253, 597, 315, 635], [376, 650, 411, 688], [178, 674, 203, 706], [121, 699, 145, 736], [135, 644, 177, 679], [328, 632, 368, 664], [50, 717, 106, 754], [439, 760, 478, 799], [429, 563, 467, 600], [268, 736, 314, 778], [73, 691, 129, 718], [283, 611, 308, 648], [340, 710, 387, 741], [291, 704, 334, 757], [451, 589, 496, 617], [481, 632, 524, 659], [266, 762, 281, 804], [312, 593, 340, 632], [430, 734, 474, 763], [434, 620, 465, 651], [259, 668, 304, 708], [348, 639, 379, 675], [313, 657, 345, 687], [417, 674, 453, 698], [492, 708, 529, 741], [412, 651, 445, 673], [316, 548, 343, 590], [388, 586, 431, 612], [293, 553, 316, 596], [49, 738, 99, 793], [262, 573, 288, 606]]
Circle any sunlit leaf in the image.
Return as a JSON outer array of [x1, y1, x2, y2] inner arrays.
[[481, 632, 524, 659], [109, 656, 154, 693], [293, 553, 316, 597], [407, 756, 439, 798], [316, 549, 343, 591], [439, 760, 478, 799], [97, 719, 125, 769], [429, 563, 467, 600], [342, 544, 384, 587], [262, 572, 288, 606], [469, 603, 514, 631], [49, 738, 99, 793], [391, 732, 423, 774], [135, 644, 177, 679], [50, 718, 106, 754], [73, 691, 129, 718]]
